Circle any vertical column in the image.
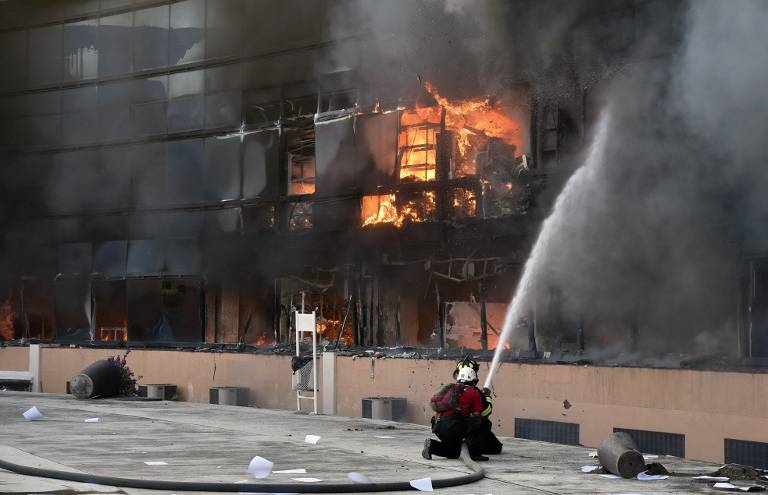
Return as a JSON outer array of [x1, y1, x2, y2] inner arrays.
[[322, 351, 336, 415], [29, 344, 41, 392]]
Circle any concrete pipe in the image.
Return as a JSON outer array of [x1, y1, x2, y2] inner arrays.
[[597, 432, 645, 479], [69, 359, 122, 400]]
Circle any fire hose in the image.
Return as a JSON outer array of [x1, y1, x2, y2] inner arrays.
[[0, 444, 484, 493]]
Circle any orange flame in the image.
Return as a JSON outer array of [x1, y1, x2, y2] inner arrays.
[[397, 82, 523, 180], [316, 318, 352, 346], [361, 191, 436, 228], [0, 292, 15, 340]]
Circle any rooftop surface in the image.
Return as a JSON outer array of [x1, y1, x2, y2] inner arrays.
[[0, 392, 740, 494]]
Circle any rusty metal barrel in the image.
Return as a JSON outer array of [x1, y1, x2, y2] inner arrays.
[[597, 432, 645, 478], [69, 359, 122, 399]]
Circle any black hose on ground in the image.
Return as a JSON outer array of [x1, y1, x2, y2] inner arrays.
[[0, 444, 484, 493]]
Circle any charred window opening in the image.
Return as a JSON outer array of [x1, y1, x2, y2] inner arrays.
[[0, 279, 54, 342], [450, 187, 477, 219], [93, 279, 127, 342], [319, 89, 356, 113], [286, 128, 316, 195], [361, 190, 436, 228], [241, 204, 276, 233], [127, 277, 202, 342], [398, 109, 439, 182], [287, 201, 313, 231], [277, 275, 353, 347]]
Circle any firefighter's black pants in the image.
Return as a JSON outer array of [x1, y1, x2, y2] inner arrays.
[[428, 415, 503, 458]]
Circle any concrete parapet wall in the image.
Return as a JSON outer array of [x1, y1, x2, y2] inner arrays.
[[0, 346, 29, 371]]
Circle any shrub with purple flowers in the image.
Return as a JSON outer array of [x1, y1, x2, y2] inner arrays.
[[106, 350, 142, 396]]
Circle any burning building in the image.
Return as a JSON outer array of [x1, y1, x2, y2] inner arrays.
[[0, 0, 766, 367]]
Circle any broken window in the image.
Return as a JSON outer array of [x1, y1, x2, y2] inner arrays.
[[93, 280, 127, 342], [287, 201, 313, 231], [398, 108, 440, 182], [360, 190, 436, 228], [450, 187, 477, 219], [286, 129, 316, 195], [54, 277, 91, 342], [127, 277, 202, 342]]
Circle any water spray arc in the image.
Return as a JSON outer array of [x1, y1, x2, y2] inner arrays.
[[484, 111, 612, 389]]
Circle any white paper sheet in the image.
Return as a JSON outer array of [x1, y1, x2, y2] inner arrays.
[[273, 469, 307, 474], [84, 418, 101, 423], [144, 461, 168, 466], [693, 475, 730, 482], [580, 465, 600, 473], [588, 451, 598, 458], [714, 482, 739, 489], [291, 477, 322, 483], [409, 477, 433, 492], [247, 456, 274, 479], [304, 434, 321, 444], [22, 406, 43, 421], [348, 472, 373, 484], [599, 474, 621, 479], [637, 471, 669, 481], [374, 435, 395, 439], [643, 454, 659, 460]]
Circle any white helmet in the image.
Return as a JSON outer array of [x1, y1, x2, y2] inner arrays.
[[456, 367, 478, 384]]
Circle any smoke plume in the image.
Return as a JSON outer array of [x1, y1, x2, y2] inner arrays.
[[526, 0, 768, 358]]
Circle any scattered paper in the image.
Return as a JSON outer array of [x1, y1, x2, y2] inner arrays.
[[714, 482, 738, 489], [693, 475, 730, 482], [291, 477, 323, 483], [588, 451, 598, 458], [637, 471, 669, 481], [304, 434, 321, 444], [348, 472, 373, 484], [409, 477, 433, 492], [23, 406, 43, 421], [84, 418, 101, 423], [144, 461, 168, 466], [247, 456, 274, 479], [273, 468, 307, 474], [581, 465, 600, 473], [599, 474, 621, 479], [642, 454, 659, 460], [374, 435, 395, 439]]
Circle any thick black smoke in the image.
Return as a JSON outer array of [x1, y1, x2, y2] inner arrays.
[[529, 0, 768, 359]]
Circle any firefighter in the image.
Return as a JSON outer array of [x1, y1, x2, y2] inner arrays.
[[453, 357, 503, 456], [422, 365, 491, 461]]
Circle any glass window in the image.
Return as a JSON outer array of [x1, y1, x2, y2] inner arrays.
[[205, 64, 241, 93], [93, 241, 128, 275], [167, 94, 204, 132], [206, 0, 242, 58], [63, 19, 98, 81], [134, 5, 169, 70], [132, 142, 167, 207], [98, 80, 133, 107], [0, 31, 27, 90], [28, 25, 63, 86], [170, 0, 205, 65], [25, 91, 61, 115], [58, 243, 92, 275], [61, 86, 97, 112], [98, 12, 133, 76], [165, 211, 204, 238], [169, 69, 204, 98], [243, 130, 279, 199], [23, 114, 62, 147], [167, 139, 204, 204], [133, 75, 168, 103], [203, 136, 240, 201], [62, 110, 99, 145], [127, 240, 164, 274], [99, 105, 131, 141], [54, 277, 91, 341], [131, 101, 167, 136], [206, 91, 241, 129], [165, 240, 202, 275]]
